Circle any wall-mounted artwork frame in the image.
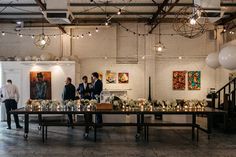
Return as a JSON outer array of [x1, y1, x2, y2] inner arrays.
[[30, 71, 52, 99], [106, 70, 116, 84], [188, 71, 201, 90], [173, 71, 186, 90], [118, 72, 129, 84]]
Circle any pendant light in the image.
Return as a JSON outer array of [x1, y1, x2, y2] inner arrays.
[[154, 25, 166, 54], [34, 16, 50, 49]]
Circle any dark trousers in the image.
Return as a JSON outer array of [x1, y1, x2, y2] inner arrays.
[[96, 114, 103, 124], [84, 113, 93, 133], [68, 114, 73, 124], [4, 99, 20, 128]]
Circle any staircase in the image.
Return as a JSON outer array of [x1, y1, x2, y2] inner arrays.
[[211, 77, 236, 131]]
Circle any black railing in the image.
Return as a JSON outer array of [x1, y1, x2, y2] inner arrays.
[[212, 77, 236, 110]]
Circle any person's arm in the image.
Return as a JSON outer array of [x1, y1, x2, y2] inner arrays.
[[15, 86, 20, 103], [62, 86, 66, 100]]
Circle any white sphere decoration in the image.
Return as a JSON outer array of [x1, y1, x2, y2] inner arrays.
[[206, 53, 220, 69], [40, 53, 52, 61], [25, 56, 32, 61], [219, 45, 236, 70]]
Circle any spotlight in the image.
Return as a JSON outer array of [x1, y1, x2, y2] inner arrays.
[[88, 32, 92, 36], [95, 27, 99, 32], [53, 35, 56, 38], [81, 34, 84, 38], [105, 21, 109, 26], [142, 56, 145, 60], [76, 35, 79, 39], [72, 35, 76, 39], [40, 39, 46, 45], [178, 56, 182, 60], [19, 34, 23, 37], [104, 56, 108, 59], [2, 31, 5, 36], [31, 35, 34, 39]]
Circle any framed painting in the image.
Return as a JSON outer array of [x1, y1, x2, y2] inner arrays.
[[106, 70, 116, 84], [118, 72, 129, 83], [30, 71, 52, 100], [173, 71, 186, 90], [98, 72, 103, 81], [188, 71, 201, 90]]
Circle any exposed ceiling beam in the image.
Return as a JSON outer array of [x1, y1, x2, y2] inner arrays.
[[215, 12, 236, 25], [149, 0, 180, 33], [34, 0, 66, 34], [0, 2, 235, 7], [69, 2, 192, 7], [149, 0, 170, 24]]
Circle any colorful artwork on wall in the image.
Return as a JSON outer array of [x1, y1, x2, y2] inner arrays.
[[118, 72, 129, 83], [30, 71, 52, 100], [188, 71, 201, 90], [98, 72, 103, 81], [229, 72, 236, 81], [173, 71, 186, 90], [106, 70, 116, 84]]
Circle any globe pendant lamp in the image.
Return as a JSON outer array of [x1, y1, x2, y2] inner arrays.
[[219, 45, 236, 70], [172, 0, 208, 39], [206, 52, 220, 69], [34, 17, 50, 49]]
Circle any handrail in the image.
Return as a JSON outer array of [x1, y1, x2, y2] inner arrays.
[[215, 77, 236, 94]]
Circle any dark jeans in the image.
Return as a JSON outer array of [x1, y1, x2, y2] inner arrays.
[[84, 113, 93, 133], [4, 99, 20, 128]]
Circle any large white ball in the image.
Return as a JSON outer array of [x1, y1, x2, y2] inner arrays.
[[219, 45, 236, 70], [40, 53, 53, 61], [206, 53, 220, 69]]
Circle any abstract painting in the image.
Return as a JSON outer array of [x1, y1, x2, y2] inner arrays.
[[30, 71, 52, 100], [118, 72, 129, 83], [173, 71, 186, 90], [229, 72, 236, 81], [106, 70, 116, 84], [188, 71, 201, 90]]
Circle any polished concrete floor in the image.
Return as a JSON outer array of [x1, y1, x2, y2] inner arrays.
[[0, 120, 236, 157]]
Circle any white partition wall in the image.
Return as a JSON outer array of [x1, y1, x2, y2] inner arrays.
[[0, 61, 76, 121]]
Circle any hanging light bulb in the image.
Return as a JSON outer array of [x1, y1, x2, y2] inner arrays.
[[189, 18, 197, 25], [105, 21, 109, 26], [117, 9, 121, 15], [31, 35, 35, 39], [95, 27, 99, 32], [2, 31, 5, 36], [40, 38, 46, 45]]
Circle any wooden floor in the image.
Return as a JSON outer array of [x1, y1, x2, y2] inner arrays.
[[0, 120, 236, 157]]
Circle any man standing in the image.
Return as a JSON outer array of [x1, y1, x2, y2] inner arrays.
[[91, 72, 103, 124], [77, 76, 92, 138], [0, 80, 22, 129], [62, 77, 76, 126], [77, 76, 91, 100]]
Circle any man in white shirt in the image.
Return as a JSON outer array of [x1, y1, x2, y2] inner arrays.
[[0, 80, 22, 129]]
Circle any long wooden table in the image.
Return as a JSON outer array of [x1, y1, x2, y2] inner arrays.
[[10, 107, 226, 142]]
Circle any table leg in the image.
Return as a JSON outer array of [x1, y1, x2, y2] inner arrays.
[[136, 114, 141, 140], [192, 114, 196, 141], [207, 113, 213, 139], [24, 113, 29, 139]]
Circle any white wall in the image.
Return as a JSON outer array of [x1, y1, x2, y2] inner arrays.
[[155, 59, 216, 100], [80, 58, 145, 99]]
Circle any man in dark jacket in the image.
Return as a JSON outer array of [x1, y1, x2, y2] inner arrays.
[[62, 77, 76, 126], [91, 72, 103, 124], [77, 76, 91, 100]]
